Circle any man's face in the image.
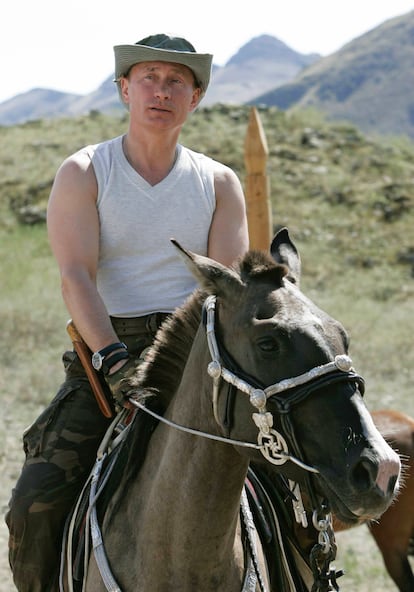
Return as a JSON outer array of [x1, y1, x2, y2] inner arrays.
[[120, 61, 201, 130]]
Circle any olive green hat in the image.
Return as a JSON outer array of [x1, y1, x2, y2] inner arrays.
[[114, 34, 213, 104]]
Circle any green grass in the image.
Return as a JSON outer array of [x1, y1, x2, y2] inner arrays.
[[0, 225, 67, 406]]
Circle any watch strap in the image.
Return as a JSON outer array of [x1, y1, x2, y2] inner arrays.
[[102, 350, 130, 375], [97, 341, 127, 358]]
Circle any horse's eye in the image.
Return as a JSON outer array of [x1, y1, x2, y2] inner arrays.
[[257, 337, 279, 353]]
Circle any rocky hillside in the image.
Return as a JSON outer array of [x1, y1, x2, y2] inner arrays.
[[252, 10, 414, 139], [1, 105, 413, 283]]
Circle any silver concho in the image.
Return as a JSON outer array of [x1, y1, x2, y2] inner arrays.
[[257, 429, 289, 464]]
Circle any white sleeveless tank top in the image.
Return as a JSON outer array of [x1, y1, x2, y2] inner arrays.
[[84, 135, 216, 317]]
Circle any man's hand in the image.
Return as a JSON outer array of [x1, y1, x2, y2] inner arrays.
[[104, 357, 138, 407]]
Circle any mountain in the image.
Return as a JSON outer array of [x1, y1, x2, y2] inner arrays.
[[0, 79, 120, 126], [0, 35, 319, 126], [0, 88, 83, 124], [202, 35, 318, 106], [1, 11, 414, 139], [66, 76, 121, 116], [251, 11, 414, 138]]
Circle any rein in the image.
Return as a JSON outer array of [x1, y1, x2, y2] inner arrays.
[[130, 399, 316, 472]]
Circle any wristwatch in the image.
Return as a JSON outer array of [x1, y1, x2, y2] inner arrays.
[[91, 342, 127, 371]]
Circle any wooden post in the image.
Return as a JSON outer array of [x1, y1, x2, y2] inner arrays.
[[244, 107, 272, 251]]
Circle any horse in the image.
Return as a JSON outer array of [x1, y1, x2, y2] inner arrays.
[[73, 228, 400, 592], [334, 409, 414, 592]]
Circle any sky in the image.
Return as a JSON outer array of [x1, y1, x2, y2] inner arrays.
[[2, 0, 414, 104]]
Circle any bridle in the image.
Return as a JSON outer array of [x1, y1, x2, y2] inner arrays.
[[203, 294, 365, 474], [131, 294, 365, 474], [202, 293, 365, 592]]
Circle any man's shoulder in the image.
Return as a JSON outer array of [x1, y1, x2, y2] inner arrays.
[[180, 144, 222, 172], [58, 135, 121, 179], [87, 135, 123, 158]]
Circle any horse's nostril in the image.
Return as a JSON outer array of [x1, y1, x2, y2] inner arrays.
[[351, 459, 377, 492]]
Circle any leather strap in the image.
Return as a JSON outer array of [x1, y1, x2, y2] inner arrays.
[[102, 350, 130, 375], [97, 342, 127, 358]]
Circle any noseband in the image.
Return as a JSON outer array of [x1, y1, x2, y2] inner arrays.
[[203, 295, 365, 473]]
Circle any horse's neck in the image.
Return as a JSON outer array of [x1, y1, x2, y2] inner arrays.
[[142, 340, 249, 533], [102, 339, 250, 590]]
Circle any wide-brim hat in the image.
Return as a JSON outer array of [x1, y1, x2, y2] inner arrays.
[[114, 34, 213, 105]]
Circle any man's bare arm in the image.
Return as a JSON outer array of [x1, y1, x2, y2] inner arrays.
[[47, 152, 120, 353], [208, 164, 249, 266]]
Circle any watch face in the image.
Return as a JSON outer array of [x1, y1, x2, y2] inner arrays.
[[92, 352, 103, 370]]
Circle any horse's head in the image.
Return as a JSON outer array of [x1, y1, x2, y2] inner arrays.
[[172, 228, 400, 525]]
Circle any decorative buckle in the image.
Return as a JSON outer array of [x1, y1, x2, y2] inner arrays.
[[253, 412, 289, 465]]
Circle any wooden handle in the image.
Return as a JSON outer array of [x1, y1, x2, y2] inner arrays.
[[66, 320, 114, 418]]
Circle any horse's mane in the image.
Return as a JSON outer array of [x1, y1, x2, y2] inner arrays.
[[128, 288, 206, 407]]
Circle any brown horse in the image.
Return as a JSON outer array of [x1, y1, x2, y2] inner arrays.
[[334, 409, 414, 591], [259, 409, 414, 591], [71, 229, 400, 592]]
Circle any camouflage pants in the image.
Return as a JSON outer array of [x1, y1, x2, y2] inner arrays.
[[5, 315, 166, 592]]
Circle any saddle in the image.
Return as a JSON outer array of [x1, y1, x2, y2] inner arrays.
[[60, 407, 157, 591]]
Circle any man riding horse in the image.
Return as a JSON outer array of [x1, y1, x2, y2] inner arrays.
[[6, 33, 249, 592]]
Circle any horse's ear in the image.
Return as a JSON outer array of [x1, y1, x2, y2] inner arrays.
[[270, 227, 301, 286], [171, 239, 244, 295]]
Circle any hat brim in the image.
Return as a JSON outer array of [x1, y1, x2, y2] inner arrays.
[[114, 44, 213, 105]]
